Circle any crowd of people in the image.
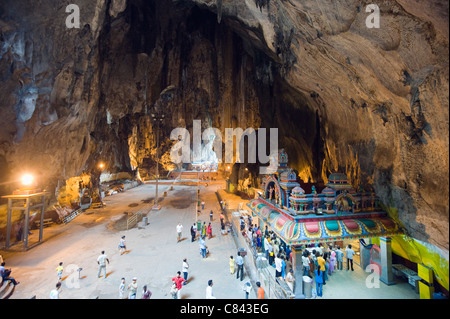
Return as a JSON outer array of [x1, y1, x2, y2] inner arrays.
[[301, 243, 355, 297], [238, 211, 357, 298]]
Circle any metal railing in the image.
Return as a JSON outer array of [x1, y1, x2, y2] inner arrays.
[[126, 210, 143, 230], [62, 208, 83, 224], [230, 211, 293, 299]]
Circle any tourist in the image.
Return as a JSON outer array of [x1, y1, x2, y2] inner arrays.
[[336, 246, 344, 270], [141, 285, 152, 299], [229, 256, 235, 274], [0, 262, 19, 286], [316, 244, 323, 255], [206, 279, 216, 299], [118, 235, 126, 255], [210, 210, 214, 221], [256, 281, 265, 299], [346, 244, 355, 271], [49, 282, 61, 299], [201, 222, 207, 239], [302, 250, 309, 276], [176, 222, 183, 243], [128, 277, 138, 299], [263, 236, 270, 256], [243, 281, 252, 299], [286, 269, 295, 293], [199, 237, 207, 258], [323, 252, 329, 284], [286, 245, 292, 264], [281, 255, 287, 279], [207, 222, 213, 239], [329, 250, 336, 275], [170, 283, 178, 299], [97, 251, 110, 279], [201, 201, 205, 210], [56, 262, 63, 281], [274, 254, 283, 279], [236, 251, 244, 281], [172, 271, 186, 299], [119, 278, 126, 299], [190, 223, 197, 242], [256, 234, 262, 252], [252, 230, 257, 248], [315, 268, 324, 297], [220, 217, 226, 234], [273, 239, 280, 257], [182, 258, 189, 285]]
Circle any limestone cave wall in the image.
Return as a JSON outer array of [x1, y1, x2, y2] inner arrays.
[[0, 0, 448, 250]]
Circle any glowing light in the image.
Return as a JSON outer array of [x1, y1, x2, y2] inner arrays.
[[21, 174, 34, 186], [99, 162, 105, 169]]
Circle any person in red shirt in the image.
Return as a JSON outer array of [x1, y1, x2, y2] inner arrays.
[[207, 223, 213, 239], [172, 271, 186, 299]]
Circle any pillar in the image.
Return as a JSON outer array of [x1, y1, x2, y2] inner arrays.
[[291, 245, 305, 299], [6, 198, 12, 249], [379, 237, 395, 285], [23, 197, 30, 249], [39, 194, 46, 243], [418, 263, 434, 299]]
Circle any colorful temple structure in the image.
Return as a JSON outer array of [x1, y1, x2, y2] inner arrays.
[[247, 149, 404, 298], [248, 149, 402, 246]]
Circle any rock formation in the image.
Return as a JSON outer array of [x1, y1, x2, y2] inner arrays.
[[0, 0, 448, 250]]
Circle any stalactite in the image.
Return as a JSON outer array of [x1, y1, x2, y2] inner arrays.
[[217, 0, 222, 23], [254, 0, 270, 12]]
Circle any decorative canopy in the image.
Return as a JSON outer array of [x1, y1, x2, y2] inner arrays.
[[248, 199, 402, 245]]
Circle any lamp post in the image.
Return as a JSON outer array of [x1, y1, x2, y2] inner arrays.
[[151, 110, 165, 211], [98, 162, 105, 206]]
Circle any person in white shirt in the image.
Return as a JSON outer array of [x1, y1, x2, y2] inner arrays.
[[119, 236, 126, 255], [275, 254, 283, 278], [243, 282, 252, 299], [302, 250, 311, 276], [345, 244, 355, 271], [49, 282, 61, 299], [119, 278, 126, 299], [97, 251, 109, 279], [206, 280, 216, 299], [182, 258, 189, 285], [176, 222, 183, 243]]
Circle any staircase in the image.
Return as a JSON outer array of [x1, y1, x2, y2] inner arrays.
[[0, 277, 15, 299]]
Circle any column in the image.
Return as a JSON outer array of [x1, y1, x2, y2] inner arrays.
[[23, 197, 30, 249], [379, 237, 395, 285], [291, 245, 305, 299], [6, 198, 12, 249], [39, 194, 46, 243]]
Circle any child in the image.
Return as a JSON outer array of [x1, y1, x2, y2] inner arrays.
[[170, 283, 178, 299], [119, 278, 126, 299], [56, 262, 63, 281], [119, 236, 126, 255]]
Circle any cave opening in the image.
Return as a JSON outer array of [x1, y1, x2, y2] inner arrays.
[[92, 0, 325, 188]]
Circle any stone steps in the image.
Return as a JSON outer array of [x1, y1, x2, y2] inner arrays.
[[0, 278, 15, 299]]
